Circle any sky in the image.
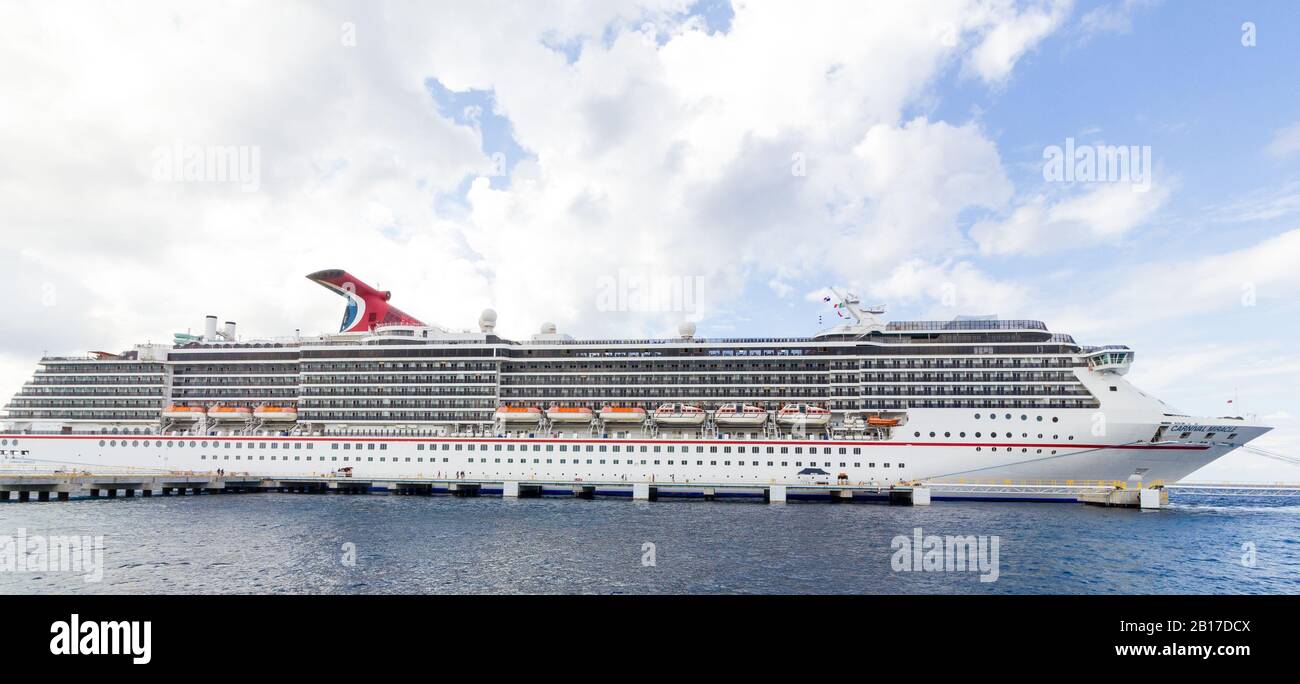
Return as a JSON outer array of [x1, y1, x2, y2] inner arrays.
[[1, 0, 1298, 481]]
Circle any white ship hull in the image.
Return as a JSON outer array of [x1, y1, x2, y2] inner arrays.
[[1, 405, 1268, 488]]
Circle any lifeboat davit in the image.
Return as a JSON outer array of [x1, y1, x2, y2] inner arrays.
[[776, 404, 831, 428], [207, 405, 252, 422], [653, 403, 706, 426], [714, 403, 768, 427], [599, 406, 647, 423], [495, 406, 543, 423], [162, 405, 205, 421], [255, 405, 298, 422], [546, 406, 595, 424]]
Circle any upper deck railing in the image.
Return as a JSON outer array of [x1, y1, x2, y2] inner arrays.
[[885, 320, 1049, 332]]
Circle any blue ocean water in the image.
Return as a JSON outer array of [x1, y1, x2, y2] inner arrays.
[[1, 493, 1297, 594]]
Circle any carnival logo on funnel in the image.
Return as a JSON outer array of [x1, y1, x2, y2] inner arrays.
[[306, 269, 426, 333]]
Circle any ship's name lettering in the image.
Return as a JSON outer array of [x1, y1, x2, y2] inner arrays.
[[1169, 424, 1235, 433]]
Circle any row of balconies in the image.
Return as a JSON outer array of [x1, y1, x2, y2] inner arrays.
[[172, 377, 299, 386], [15, 388, 164, 397], [853, 372, 1079, 382], [498, 389, 831, 399], [36, 365, 163, 374], [300, 399, 495, 408], [301, 376, 495, 385], [499, 378, 831, 387], [299, 362, 496, 373], [858, 387, 1092, 397], [499, 363, 829, 374], [25, 377, 164, 386], [298, 412, 492, 422], [5, 410, 158, 420], [859, 358, 1076, 369], [300, 387, 495, 397], [169, 389, 300, 398]]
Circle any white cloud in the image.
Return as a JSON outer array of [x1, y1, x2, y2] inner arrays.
[[971, 180, 1171, 255], [868, 259, 1030, 316], [1266, 121, 1300, 158], [1076, 0, 1158, 42], [963, 0, 1072, 82]]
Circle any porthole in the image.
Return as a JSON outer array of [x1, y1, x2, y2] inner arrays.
[[1036, 416, 1043, 422], [99, 440, 106, 447], [1051, 417, 1059, 423]]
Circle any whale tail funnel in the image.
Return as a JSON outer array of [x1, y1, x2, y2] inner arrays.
[[307, 269, 427, 333]]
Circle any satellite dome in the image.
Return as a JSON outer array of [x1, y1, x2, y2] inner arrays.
[[478, 308, 498, 333], [541, 322, 557, 335], [679, 321, 697, 339]]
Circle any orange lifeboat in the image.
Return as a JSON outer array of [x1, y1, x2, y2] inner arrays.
[[162, 405, 205, 421], [599, 406, 647, 423], [776, 404, 831, 428], [866, 416, 900, 427], [653, 403, 706, 426], [714, 403, 768, 427], [546, 406, 595, 424], [495, 406, 543, 424], [207, 405, 252, 422], [254, 405, 299, 422]]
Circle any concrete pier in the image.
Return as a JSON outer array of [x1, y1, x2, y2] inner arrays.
[[1, 471, 934, 507], [1077, 487, 1167, 509]]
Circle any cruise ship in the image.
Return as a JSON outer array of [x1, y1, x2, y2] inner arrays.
[[0, 269, 1270, 489]]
